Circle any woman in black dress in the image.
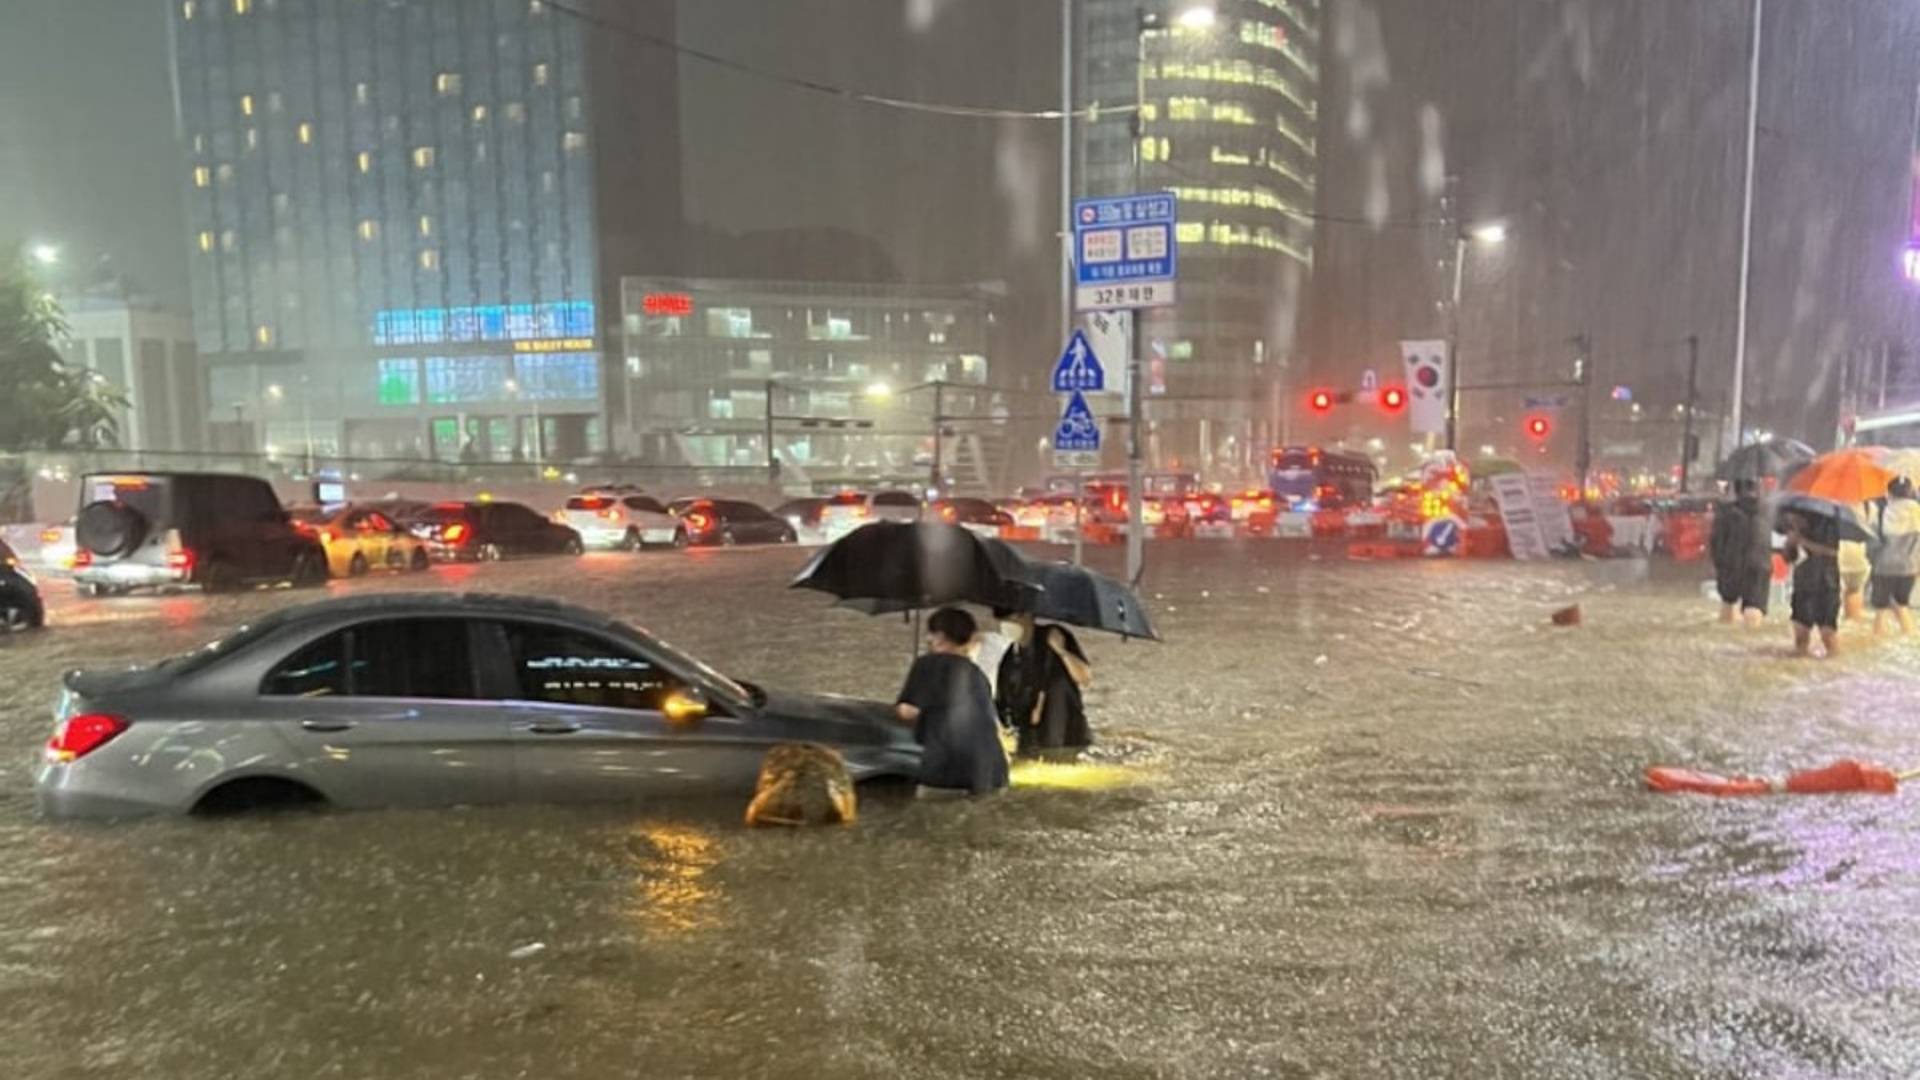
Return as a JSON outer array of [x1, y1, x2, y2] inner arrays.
[[895, 607, 1009, 796], [992, 608, 1093, 756], [1783, 508, 1842, 658]]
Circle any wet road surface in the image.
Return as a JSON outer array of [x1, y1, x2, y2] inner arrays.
[[3, 545, 1919, 1078]]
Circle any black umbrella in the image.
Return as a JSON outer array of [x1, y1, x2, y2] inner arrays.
[[790, 521, 1039, 610], [1716, 437, 1816, 482], [1008, 559, 1159, 640], [1775, 492, 1875, 543]]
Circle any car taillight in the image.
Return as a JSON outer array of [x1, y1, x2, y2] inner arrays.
[[939, 505, 957, 522], [39, 528, 60, 544], [167, 549, 196, 574], [851, 506, 869, 519], [320, 529, 337, 544], [598, 508, 620, 520], [1259, 495, 1274, 511], [443, 523, 469, 544], [45, 713, 129, 763], [685, 512, 712, 532], [71, 549, 92, 569]]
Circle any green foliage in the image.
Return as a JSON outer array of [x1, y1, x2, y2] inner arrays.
[[0, 261, 132, 450]]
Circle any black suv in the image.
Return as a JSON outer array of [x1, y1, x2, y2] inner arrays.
[[404, 501, 584, 561], [72, 472, 327, 595], [0, 538, 44, 631]]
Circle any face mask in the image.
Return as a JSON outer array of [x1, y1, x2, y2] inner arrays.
[[1000, 621, 1028, 644]]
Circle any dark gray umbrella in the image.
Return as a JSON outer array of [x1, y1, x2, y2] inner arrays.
[[790, 521, 1038, 610], [1716, 437, 1816, 482], [1775, 492, 1875, 543], [1008, 559, 1159, 640]]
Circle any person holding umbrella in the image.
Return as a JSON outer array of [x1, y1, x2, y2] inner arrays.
[[992, 608, 1093, 756], [1869, 475, 1920, 636], [1781, 505, 1843, 658], [895, 607, 1009, 798], [1710, 479, 1773, 627]]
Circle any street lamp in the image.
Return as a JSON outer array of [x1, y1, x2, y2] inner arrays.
[[1174, 4, 1216, 29], [1445, 220, 1511, 451], [28, 243, 59, 266], [863, 381, 894, 402]]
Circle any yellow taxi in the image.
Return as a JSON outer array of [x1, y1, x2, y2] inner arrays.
[[289, 504, 432, 578]]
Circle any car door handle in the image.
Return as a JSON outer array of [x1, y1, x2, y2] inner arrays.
[[527, 721, 582, 735], [299, 718, 356, 732]]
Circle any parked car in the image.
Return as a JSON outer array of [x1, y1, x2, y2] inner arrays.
[[772, 497, 829, 537], [33, 592, 919, 818], [288, 504, 433, 577], [672, 499, 798, 547], [406, 501, 583, 561], [818, 490, 922, 538], [931, 497, 1014, 537], [1, 539, 45, 631], [71, 472, 327, 595], [555, 492, 685, 550]]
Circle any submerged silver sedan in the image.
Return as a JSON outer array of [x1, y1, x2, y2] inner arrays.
[[35, 593, 919, 818]]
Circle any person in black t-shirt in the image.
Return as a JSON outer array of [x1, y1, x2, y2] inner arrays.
[[895, 607, 1009, 797], [992, 608, 1093, 756], [1783, 508, 1842, 658]]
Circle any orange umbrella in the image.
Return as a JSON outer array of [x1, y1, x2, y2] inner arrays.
[[1787, 448, 1895, 503]]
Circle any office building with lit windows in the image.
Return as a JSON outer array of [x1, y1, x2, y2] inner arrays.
[[1078, 0, 1319, 478], [619, 278, 1007, 490], [168, 0, 680, 464]]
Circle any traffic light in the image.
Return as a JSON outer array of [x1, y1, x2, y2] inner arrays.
[[1308, 389, 1336, 413], [1525, 415, 1552, 441], [1379, 386, 1407, 413]]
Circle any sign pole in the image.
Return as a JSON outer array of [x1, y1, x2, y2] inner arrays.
[[1127, 18, 1148, 586]]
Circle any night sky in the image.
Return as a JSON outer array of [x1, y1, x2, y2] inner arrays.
[[4, 0, 1919, 447]]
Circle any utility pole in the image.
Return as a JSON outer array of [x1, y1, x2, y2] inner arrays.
[[1445, 231, 1467, 451], [1573, 333, 1592, 498], [1680, 335, 1701, 492], [1125, 8, 1149, 587], [931, 380, 946, 496], [763, 379, 777, 485], [1729, 0, 1764, 450]]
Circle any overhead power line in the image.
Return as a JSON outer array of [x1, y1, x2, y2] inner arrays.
[[539, 0, 1128, 121]]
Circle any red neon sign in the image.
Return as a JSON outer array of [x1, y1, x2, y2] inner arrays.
[[642, 292, 693, 317]]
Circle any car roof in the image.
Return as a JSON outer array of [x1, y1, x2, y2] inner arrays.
[[234, 591, 623, 638]]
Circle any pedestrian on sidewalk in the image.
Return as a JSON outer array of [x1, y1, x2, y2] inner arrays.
[[1869, 476, 1920, 636], [1710, 479, 1773, 628], [993, 608, 1093, 756], [1782, 507, 1842, 658], [895, 607, 1008, 798]]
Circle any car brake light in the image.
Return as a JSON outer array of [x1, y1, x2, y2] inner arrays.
[[443, 522, 469, 544], [46, 713, 129, 763], [685, 512, 712, 532], [167, 549, 196, 574], [71, 549, 92, 569], [939, 505, 957, 522]]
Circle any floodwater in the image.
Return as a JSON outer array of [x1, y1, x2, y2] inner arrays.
[[2, 544, 1918, 1079]]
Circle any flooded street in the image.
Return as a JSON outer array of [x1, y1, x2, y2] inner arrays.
[[3, 545, 1919, 1079]]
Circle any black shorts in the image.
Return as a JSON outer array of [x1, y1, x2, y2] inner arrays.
[[1870, 574, 1916, 610], [1716, 567, 1771, 613], [1791, 570, 1841, 630]]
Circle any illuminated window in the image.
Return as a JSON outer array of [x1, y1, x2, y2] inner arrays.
[[529, 0, 545, 12], [197, 231, 214, 252], [505, 102, 526, 123], [191, 133, 205, 153], [193, 165, 211, 187], [233, 0, 250, 13], [532, 63, 550, 87], [267, 91, 283, 113], [220, 230, 237, 252], [296, 122, 313, 144], [541, 170, 556, 193], [1138, 103, 1158, 121], [473, 141, 488, 163], [471, 104, 488, 123], [418, 215, 433, 237], [255, 324, 273, 347], [357, 219, 378, 241], [182, 1, 196, 20], [562, 131, 586, 153], [216, 163, 234, 183], [418, 249, 439, 270], [565, 95, 582, 120], [435, 72, 462, 96], [354, 82, 370, 105], [239, 93, 255, 116], [245, 128, 258, 150], [412, 146, 435, 168], [376, 358, 421, 405], [356, 150, 372, 173]]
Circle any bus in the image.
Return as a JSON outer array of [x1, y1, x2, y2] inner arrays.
[[1267, 446, 1377, 510]]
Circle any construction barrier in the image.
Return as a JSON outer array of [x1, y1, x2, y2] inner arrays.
[[1663, 512, 1709, 562], [998, 525, 1042, 543], [1464, 519, 1510, 558], [1310, 510, 1348, 540]]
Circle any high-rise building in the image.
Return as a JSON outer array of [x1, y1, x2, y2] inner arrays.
[[168, 0, 680, 465], [1078, 0, 1319, 479]]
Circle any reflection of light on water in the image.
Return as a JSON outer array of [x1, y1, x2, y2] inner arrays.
[[628, 823, 721, 935], [1008, 760, 1146, 791]]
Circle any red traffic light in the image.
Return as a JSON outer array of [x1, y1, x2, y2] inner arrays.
[[1379, 386, 1407, 413], [1526, 416, 1552, 439], [1308, 390, 1335, 413]]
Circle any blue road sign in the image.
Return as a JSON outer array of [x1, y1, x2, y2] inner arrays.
[[1053, 391, 1101, 453], [1073, 192, 1179, 312], [1052, 329, 1106, 393], [1423, 516, 1463, 556]]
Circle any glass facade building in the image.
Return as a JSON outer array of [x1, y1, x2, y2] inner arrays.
[[620, 278, 1004, 490], [169, 0, 677, 464], [1079, 0, 1320, 478]]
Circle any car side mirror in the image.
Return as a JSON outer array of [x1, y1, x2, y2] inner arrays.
[[663, 688, 708, 725]]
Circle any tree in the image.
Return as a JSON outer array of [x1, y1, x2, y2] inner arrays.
[[0, 259, 130, 450]]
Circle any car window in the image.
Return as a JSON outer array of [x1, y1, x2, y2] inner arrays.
[[263, 631, 349, 697], [222, 478, 284, 523], [347, 619, 478, 699], [81, 474, 171, 523], [874, 492, 918, 508], [496, 503, 539, 526], [624, 496, 666, 514], [503, 622, 688, 712], [724, 501, 769, 520]]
